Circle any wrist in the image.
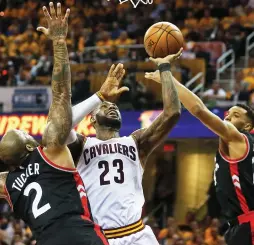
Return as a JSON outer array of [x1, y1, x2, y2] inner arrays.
[[53, 39, 66, 46], [96, 91, 106, 102], [158, 63, 171, 72]]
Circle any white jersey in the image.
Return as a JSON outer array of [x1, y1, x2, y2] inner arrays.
[[77, 136, 145, 229]]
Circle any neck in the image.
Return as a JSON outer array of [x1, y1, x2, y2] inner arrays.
[[96, 127, 120, 140], [8, 152, 30, 171]]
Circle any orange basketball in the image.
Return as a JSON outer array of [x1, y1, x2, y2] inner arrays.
[[144, 22, 184, 58]]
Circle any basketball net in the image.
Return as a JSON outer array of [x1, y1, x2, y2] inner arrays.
[[109, 0, 153, 8]]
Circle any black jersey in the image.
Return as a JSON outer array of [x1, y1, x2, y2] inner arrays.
[[5, 146, 93, 240], [214, 132, 254, 221]]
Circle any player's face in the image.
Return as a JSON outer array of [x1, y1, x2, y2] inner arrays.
[[93, 102, 122, 130], [224, 106, 251, 131]]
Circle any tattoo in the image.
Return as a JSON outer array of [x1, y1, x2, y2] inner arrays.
[[132, 70, 181, 164], [0, 172, 8, 197], [42, 41, 72, 148]]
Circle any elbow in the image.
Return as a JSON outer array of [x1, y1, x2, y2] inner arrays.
[[190, 104, 206, 116], [165, 109, 181, 123], [172, 110, 181, 122]]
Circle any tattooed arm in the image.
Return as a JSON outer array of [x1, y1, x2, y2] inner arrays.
[[38, 3, 74, 168], [132, 50, 182, 166], [43, 38, 72, 151], [145, 71, 244, 143]]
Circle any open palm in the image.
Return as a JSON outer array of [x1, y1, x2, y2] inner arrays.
[[99, 63, 129, 102], [37, 2, 70, 41]]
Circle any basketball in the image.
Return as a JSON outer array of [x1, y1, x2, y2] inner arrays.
[[144, 22, 184, 58]]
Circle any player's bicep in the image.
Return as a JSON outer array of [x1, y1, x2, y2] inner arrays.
[[132, 112, 179, 159], [196, 108, 242, 142]]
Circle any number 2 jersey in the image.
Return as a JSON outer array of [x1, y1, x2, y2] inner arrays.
[[5, 146, 93, 241], [214, 132, 254, 221], [77, 136, 145, 229]]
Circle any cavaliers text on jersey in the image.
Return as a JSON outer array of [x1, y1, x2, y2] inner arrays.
[[76, 136, 159, 244]]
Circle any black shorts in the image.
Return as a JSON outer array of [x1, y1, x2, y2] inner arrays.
[[37, 216, 108, 245], [225, 222, 253, 245]]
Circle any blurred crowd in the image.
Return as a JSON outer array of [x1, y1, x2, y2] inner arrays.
[[0, 0, 252, 98], [0, 1, 254, 244], [0, 202, 35, 245], [0, 202, 225, 245], [150, 216, 227, 245]]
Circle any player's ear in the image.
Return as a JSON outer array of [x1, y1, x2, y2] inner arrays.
[[244, 122, 252, 132], [90, 115, 96, 126], [26, 144, 35, 152]]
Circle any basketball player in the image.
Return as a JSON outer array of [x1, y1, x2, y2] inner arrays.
[[65, 50, 182, 245], [0, 3, 108, 245], [145, 70, 254, 245]]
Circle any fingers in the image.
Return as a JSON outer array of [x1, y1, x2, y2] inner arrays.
[[49, 2, 57, 19], [117, 86, 129, 94], [144, 72, 152, 79], [107, 64, 115, 78], [63, 8, 70, 23], [116, 67, 125, 80], [118, 69, 125, 82], [57, 2, 62, 19], [149, 57, 156, 63], [111, 63, 123, 77], [42, 6, 52, 22], [173, 47, 183, 60], [36, 27, 48, 35]]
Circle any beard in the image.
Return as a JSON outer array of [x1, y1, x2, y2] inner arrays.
[[96, 114, 121, 130]]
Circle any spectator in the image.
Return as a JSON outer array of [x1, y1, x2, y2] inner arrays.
[[199, 9, 218, 30], [114, 31, 134, 60], [202, 81, 227, 105], [204, 218, 220, 241], [184, 11, 198, 29], [205, 227, 222, 245], [15, 67, 30, 86], [96, 31, 114, 59], [227, 81, 250, 103], [111, 22, 123, 40], [6, 67, 17, 87], [19, 33, 40, 58]]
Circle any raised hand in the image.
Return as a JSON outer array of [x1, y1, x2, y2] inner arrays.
[[145, 70, 161, 83], [37, 2, 70, 42], [149, 48, 183, 66], [99, 63, 129, 102]]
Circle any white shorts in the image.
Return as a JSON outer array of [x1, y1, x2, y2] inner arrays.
[[108, 225, 159, 245]]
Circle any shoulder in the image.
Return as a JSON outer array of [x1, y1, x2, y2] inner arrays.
[[130, 128, 147, 148], [131, 128, 147, 140], [222, 121, 244, 142]]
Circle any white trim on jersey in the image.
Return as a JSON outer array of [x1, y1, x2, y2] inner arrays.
[[219, 134, 250, 164]]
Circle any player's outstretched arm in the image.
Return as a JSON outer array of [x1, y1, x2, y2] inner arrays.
[[70, 63, 127, 132], [38, 3, 72, 153], [132, 50, 182, 165], [67, 64, 128, 165], [145, 71, 243, 142]]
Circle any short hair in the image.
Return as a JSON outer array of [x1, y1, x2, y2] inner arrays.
[[236, 103, 254, 127]]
